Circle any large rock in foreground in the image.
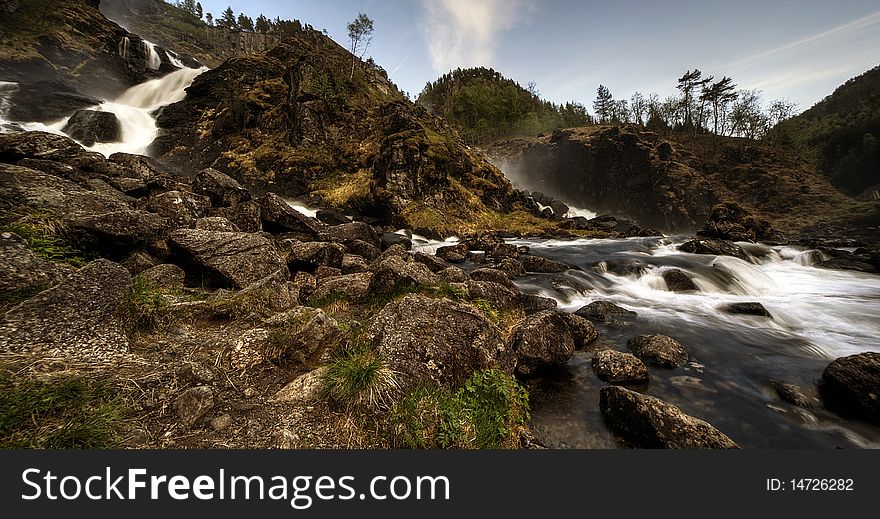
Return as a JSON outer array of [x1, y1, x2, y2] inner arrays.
[[368, 294, 514, 390], [62, 110, 121, 146], [820, 353, 880, 425], [627, 334, 689, 368], [169, 229, 288, 289], [600, 386, 739, 449], [592, 350, 649, 385], [0, 259, 132, 359], [509, 310, 576, 376]]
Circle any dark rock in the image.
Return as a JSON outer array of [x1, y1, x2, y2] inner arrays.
[[282, 241, 346, 272], [367, 255, 437, 295], [174, 386, 214, 428], [136, 263, 185, 290], [141, 190, 211, 228], [492, 257, 526, 279], [341, 254, 369, 274], [591, 350, 649, 385], [454, 280, 519, 310], [345, 239, 381, 261], [412, 251, 448, 273], [817, 257, 877, 273], [193, 168, 251, 208], [772, 382, 819, 410], [371, 243, 410, 265], [0, 131, 89, 164], [315, 208, 350, 225], [381, 232, 412, 251], [662, 269, 697, 292], [558, 312, 599, 348], [438, 266, 469, 283], [464, 231, 505, 251], [258, 192, 322, 238], [169, 229, 288, 289], [575, 301, 638, 322], [195, 217, 240, 232], [820, 352, 880, 424], [108, 153, 179, 183], [521, 255, 570, 273], [0, 259, 131, 359], [627, 334, 689, 368], [211, 200, 262, 232], [679, 239, 750, 261], [698, 202, 777, 242], [436, 242, 470, 263], [325, 221, 380, 247], [315, 266, 342, 279], [518, 294, 558, 314], [368, 294, 514, 389], [470, 268, 517, 291], [62, 110, 120, 146], [68, 209, 171, 254], [487, 243, 520, 260], [0, 231, 72, 302], [509, 310, 576, 376], [291, 272, 317, 302], [310, 272, 372, 303], [599, 386, 739, 448], [119, 250, 159, 275], [720, 302, 773, 318]]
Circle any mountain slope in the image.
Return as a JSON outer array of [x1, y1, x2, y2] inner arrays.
[[776, 64, 880, 197]]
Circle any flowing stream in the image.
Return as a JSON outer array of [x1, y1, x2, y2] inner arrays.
[[504, 236, 880, 448]]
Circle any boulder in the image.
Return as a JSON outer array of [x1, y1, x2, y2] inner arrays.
[[679, 239, 750, 261], [720, 302, 773, 318], [368, 294, 514, 389], [437, 266, 469, 283], [488, 243, 520, 261], [435, 242, 470, 263], [315, 209, 350, 225], [367, 255, 437, 295], [345, 239, 381, 261], [0, 131, 90, 163], [412, 251, 448, 273], [470, 268, 517, 291], [136, 263, 185, 290], [211, 200, 262, 232], [263, 307, 340, 367], [381, 232, 412, 251], [62, 110, 120, 146], [662, 269, 697, 292], [698, 202, 776, 242], [169, 229, 288, 289], [141, 190, 211, 229], [599, 386, 739, 448], [0, 231, 72, 302], [591, 350, 649, 384], [326, 221, 380, 247], [509, 310, 576, 376], [520, 255, 570, 273], [258, 192, 322, 238], [341, 254, 369, 274], [195, 216, 240, 232], [627, 334, 689, 368], [270, 367, 327, 404], [310, 272, 373, 303], [67, 209, 171, 252], [109, 153, 179, 183], [454, 280, 519, 310], [193, 168, 251, 207], [282, 241, 346, 272], [518, 294, 558, 314], [772, 382, 819, 410], [575, 301, 638, 322], [0, 259, 131, 359], [558, 312, 599, 348], [820, 352, 880, 425], [119, 251, 159, 275], [492, 257, 526, 279], [463, 231, 506, 251], [174, 386, 214, 428]]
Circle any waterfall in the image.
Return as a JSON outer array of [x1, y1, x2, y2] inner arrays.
[[166, 50, 186, 69], [118, 36, 130, 59], [143, 40, 162, 70], [0, 81, 19, 126]]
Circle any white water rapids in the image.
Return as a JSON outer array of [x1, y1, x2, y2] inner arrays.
[[14, 66, 205, 156]]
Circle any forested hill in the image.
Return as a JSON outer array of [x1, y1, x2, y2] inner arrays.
[[417, 67, 591, 145], [776, 64, 880, 198]]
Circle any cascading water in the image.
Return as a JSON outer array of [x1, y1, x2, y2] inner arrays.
[[506, 236, 880, 448], [19, 66, 206, 156], [0, 81, 19, 128], [166, 50, 186, 69], [143, 40, 162, 70], [118, 36, 130, 60]]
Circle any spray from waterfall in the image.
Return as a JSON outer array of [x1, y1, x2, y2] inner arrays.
[[0, 81, 19, 126]]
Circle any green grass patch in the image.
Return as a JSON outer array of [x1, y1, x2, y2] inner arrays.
[[389, 369, 529, 449], [0, 281, 52, 311], [0, 375, 128, 449], [123, 277, 169, 333], [1, 223, 87, 267], [321, 342, 399, 411]]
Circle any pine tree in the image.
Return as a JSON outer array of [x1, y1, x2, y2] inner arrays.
[[205, 12, 213, 26], [593, 85, 613, 123], [195, 2, 203, 20], [255, 14, 271, 33], [238, 14, 255, 32], [218, 7, 236, 30]]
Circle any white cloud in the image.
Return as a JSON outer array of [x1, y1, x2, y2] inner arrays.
[[421, 0, 533, 73]]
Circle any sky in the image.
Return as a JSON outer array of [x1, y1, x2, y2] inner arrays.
[[193, 0, 880, 113]]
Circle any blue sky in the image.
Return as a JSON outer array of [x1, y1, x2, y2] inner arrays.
[[193, 0, 880, 112]]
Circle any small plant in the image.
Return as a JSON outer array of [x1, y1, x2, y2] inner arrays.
[[389, 369, 530, 449], [322, 342, 399, 411], [124, 277, 169, 333], [471, 298, 498, 322], [1, 221, 86, 267], [0, 375, 127, 449]]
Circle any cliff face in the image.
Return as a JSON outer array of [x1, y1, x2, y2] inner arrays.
[[0, 0, 190, 121], [490, 125, 867, 235], [153, 28, 530, 236]]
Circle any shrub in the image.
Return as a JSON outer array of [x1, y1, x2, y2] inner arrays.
[[321, 343, 399, 411]]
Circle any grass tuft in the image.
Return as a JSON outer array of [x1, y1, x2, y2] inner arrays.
[[321, 342, 400, 411]]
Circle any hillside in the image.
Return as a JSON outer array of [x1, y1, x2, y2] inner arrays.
[[776, 64, 880, 198], [417, 67, 591, 145]]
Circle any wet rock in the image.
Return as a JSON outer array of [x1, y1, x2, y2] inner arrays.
[[470, 268, 517, 291], [258, 192, 322, 238], [627, 334, 689, 368], [136, 263, 185, 290], [518, 294, 558, 315], [558, 312, 599, 348], [367, 255, 437, 295], [720, 302, 773, 318], [0, 259, 131, 359], [326, 221, 380, 247], [282, 241, 346, 272], [141, 190, 211, 228], [816, 257, 877, 273], [193, 168, 251, 208], [679, 239, 750, 261], [381, 232, 412, 251], [591, 350, 649, 385], [435, 242, 470, 263], [820, 352, 880, 425], [509, 310, 576, 376], [341, 254, 369, 274], [464, 231, 505, 251], [108, 153, 179, 183], [412, 251, 448, 273], [169, 229, 288, 289], [492, 257, 526, 279], [211, 200, 262, 232], [487, 243, 520, 260], [599, 386, 739, 448], [310, 272, 372, 303], [369, 294, 513, 389], [175, 386, 214, 428], [437, 266, 469, 283], [62, 110, 120, 146], [575, 301, 638, 322], [521, 255, 570, 273], [662, 269, 697, 292], [195, 216, 240, 232], [772, 382, 819, 410], [270, 367, 327, 404]]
